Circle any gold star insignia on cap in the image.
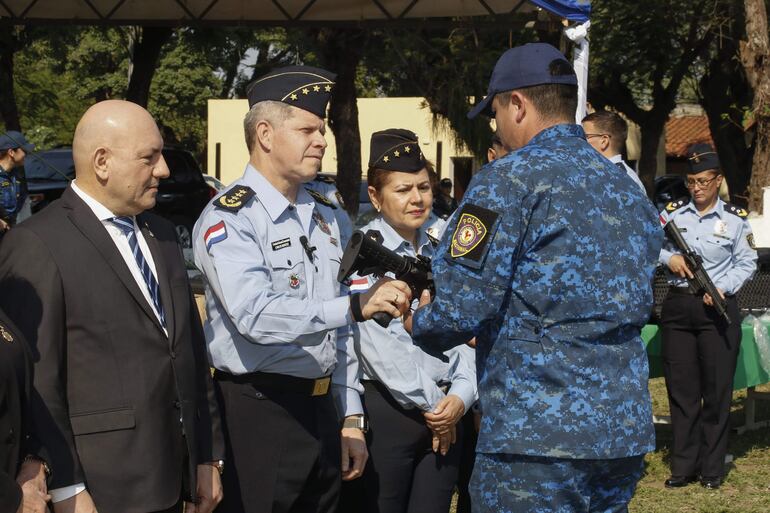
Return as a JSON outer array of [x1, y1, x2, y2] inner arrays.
[[313, 85, 320, 92], [394, 150, 400, 157], [383, 156, 390, 163], [290, 93, 298, 100], [404, 146, 411, 153], [325, 85, 332, 92], [302, 88, 309, 95]]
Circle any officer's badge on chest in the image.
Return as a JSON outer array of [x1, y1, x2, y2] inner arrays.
[[289, 273, 301, 289], [713, 219, 729, 239], [313, 209, 331, 235]]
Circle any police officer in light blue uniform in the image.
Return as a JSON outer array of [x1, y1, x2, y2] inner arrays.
[[349, 129, 477, 513], [406, 43, 663, 513], [659, 143, 757, 490], [192, 66, 411, 513]]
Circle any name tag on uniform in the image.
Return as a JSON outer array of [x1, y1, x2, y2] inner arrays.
[[271, 238, 291, 251]]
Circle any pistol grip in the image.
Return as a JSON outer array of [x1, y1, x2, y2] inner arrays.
[[372, 312, 392, 328]]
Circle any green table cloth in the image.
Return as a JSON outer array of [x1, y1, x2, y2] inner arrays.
[[643, 320, 770, 390]]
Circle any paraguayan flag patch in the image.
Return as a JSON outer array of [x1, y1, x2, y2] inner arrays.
[[204, 221, 228, 251]]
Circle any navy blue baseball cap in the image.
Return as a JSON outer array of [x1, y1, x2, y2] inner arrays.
[[468, 43, 578, 119], [246, 65, 336, 118], [0, 131, 35, 152]]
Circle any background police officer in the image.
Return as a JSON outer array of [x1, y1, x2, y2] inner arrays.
[[582, 110, 646, 193], [0, 131, 33, 238], [406, 43, 663, 512], [193, 66, 410, 513], [659, 143, 757, 490]]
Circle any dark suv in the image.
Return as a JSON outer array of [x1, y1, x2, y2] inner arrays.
[[23, 147, 214, 248]]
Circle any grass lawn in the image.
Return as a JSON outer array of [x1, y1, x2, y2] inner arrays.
[[630, 379, 770, 513]]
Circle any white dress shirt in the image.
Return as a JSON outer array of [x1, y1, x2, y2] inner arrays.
[[609, 154, 646, 193], [50, 182, 167, 503]]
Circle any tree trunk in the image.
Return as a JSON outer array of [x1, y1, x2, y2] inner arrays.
[[700, 6, 753, 207], [0, 23, 21, 131], [636, 117, 667, 195], [317, 29, 366, 216], [125, 26, 173, 107], [741, 0, 770, 214]]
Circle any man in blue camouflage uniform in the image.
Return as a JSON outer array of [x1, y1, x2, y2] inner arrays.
[[407, 43, 664, 512]]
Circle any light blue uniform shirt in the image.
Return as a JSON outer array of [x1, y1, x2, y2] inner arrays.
[[353, 215, 477, 413], [193, 165, 362, 416], [659, 198, 757, 295]]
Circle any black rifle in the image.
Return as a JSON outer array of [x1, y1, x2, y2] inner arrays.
[[663, 219, 731, 325], [338, 230, 434, 327]]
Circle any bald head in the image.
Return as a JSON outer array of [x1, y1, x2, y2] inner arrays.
[[73, 100, 169, 216]]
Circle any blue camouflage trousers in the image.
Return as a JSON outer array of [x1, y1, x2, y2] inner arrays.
[[470, 453, 645, 513]]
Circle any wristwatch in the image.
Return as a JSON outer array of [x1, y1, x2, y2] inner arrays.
[[206, 460, 225, 475], [23, 455, 52, 477], [342, 415, 369, 433]]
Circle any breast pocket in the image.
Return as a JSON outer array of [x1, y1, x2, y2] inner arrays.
[[704, 236, 732, 261], [266, 245, 308, 298]]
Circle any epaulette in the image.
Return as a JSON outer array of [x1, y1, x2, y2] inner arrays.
[[305, 188, 337, 209], [215, 185, 255, 213], [665, 199, 688, 213], [315, 175, 336, 184], [724, 203, 749, 218]]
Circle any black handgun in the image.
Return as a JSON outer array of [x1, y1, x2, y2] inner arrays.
[[663, 219, 731, 325], [337, 230, 434, 327]]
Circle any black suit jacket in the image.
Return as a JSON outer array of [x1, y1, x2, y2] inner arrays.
[[0, 310, 33, 513], [0, 187, 223, 512]]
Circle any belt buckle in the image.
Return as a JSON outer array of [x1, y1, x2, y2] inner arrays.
[[312, 377, 330, 396]]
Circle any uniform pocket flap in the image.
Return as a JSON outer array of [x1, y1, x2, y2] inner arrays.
[[70, 408, 135, 435]]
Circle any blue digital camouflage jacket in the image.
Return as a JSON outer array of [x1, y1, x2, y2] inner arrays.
[[412, 124, 663, 459]]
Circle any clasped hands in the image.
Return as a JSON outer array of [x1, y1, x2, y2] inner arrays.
[[424, 395, 465, 456]]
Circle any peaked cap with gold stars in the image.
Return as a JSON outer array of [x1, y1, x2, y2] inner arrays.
[[368, 128, 426, 172], [687, 142, 721, 174], [246, 65, 336, 118]]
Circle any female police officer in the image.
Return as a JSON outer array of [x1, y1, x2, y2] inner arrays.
[[352, 129, 477, 513], [659, 143, 757, 490]]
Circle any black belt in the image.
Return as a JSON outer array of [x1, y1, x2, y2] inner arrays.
[[214, 370, 331, 396], [668, 287, 700, 296]]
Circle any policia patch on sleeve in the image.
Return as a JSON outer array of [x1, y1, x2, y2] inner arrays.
[[747, 233, 756, 249], [449, 203, 500, 269], [215, 185, 255, 212], [305, 188, 337, 209]]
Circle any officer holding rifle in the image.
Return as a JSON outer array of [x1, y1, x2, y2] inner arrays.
[[658, 143, 757, 490]]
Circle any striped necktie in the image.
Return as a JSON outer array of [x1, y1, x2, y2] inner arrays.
[[110, 216, 167, 328]]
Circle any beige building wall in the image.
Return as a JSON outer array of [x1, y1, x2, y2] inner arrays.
[[207, 98, 474, 187]]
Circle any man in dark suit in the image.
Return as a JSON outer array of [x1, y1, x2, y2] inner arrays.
[[0, 100, 224, 513]]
